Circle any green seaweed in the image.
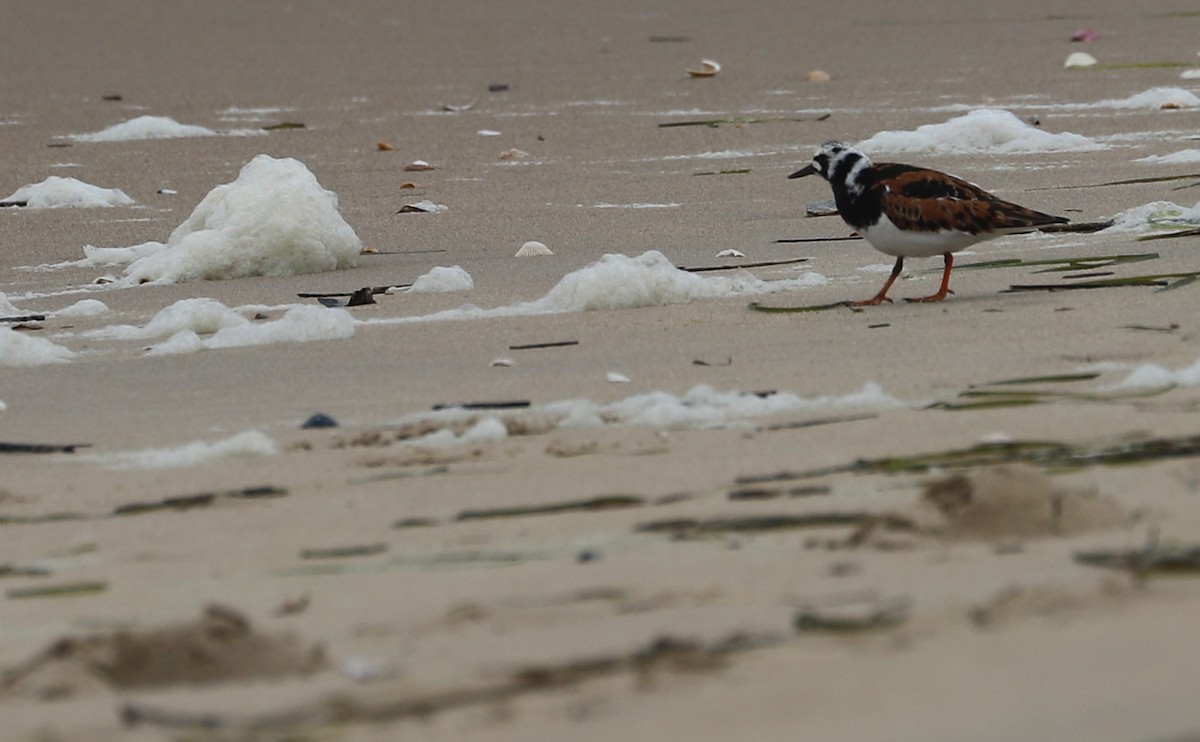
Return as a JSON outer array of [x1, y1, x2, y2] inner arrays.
[[1032, 173, 1200, 191], [1006, 270, 1200, 293], [974, 372, 1102, 386], [748, 300, 854, 314], [1137, 227, 1200, 241], [1076, 543, 1200, 575], [456, 495, 645, 521], [954, 253, 1159, 273], [738, 433, 1200, 484], [658, 113, 829, 128], [299, 543, 387, 560], [1090, 62, 1192, 70], [635, 512, 915, 538], [7, 581, 107, 599]]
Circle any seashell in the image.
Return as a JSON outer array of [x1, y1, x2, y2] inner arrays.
[[377, 141, 394, 151], [404, 160, 434, 172], [687, 59, 721, 77], [157, 188, 177, 195], [397, 200, 448, 214], [360, 245, 379, 254], [804, 69, 831, 83], [1070, 28, 1100, 42], [399, 181, 417, 189], [1161, 102, 1183, 110], [715, 249, 745, 258], [491, 358, 516, 367], [606, 372, 631, 383], [498, 148, 529, 160], [477, 129, 501, 137], [1064, 52, 1097, 68], [515, 240, 553, 257], [441, 99, 477, 112]]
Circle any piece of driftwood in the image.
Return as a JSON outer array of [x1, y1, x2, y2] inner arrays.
[[431, 400, 531, 411], [0, 441, 89, 454], [508, 340, 578, 350]]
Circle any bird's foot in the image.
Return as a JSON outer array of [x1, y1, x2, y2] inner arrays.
[[903, 289, 954, 304], [849, 295, 893, 307]]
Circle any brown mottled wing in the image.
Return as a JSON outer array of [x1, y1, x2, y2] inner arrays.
[[872, 164, 1067, 235]]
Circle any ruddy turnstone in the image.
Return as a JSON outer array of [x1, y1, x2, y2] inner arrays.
[[789, 141, 1068, 305]]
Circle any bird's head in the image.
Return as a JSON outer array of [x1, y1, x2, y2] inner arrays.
[[788, 141, 866, 181]]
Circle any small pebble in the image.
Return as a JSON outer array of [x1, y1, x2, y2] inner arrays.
[[301, 413, 339, 429]]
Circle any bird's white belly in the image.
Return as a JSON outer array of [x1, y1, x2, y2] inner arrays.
[[860, 215, 996, 258]]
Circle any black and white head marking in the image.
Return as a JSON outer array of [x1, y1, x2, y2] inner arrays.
[[814, 141, 872, 196]]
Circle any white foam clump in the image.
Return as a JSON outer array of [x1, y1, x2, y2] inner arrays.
[[87, 298, 248, 340], [54, 299, 109, 318], [1135, 149, 1200, 165], [413, 416, 509, 447], [1181, 70, 1200, 80], [85, 297, 355, 354], [586, 383, 901, 429], [80, 430, 278, 469], [1100, 201, 1200, 234], [372, 251, 825, 325], [3, 176, 134, 208], [1111, 357, 1200, 390], [71, 115, 219, 142], [0, 327, 75, 366], [1094, 87, 1200, 110], [410, 265, 474, 293], [0, 292, 20, 315], [858, 109, 1101, 154], [83, 155, 362, 284], [395, 382, 906, 447]]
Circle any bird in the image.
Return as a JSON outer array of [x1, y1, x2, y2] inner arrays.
[[789, 141, 1068, 305]]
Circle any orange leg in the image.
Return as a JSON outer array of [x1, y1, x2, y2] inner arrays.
[[905, 252, 955, 303], [850, 257, 902, 307]]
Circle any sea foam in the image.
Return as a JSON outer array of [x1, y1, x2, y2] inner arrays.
[[0, 326, 76, 366], [84, 297, 356, 355], [370, 250, 827, 325], [859, 109, 1101, 154], [3, 176, 134, 208], [390, 382, 906, 448], [77, 430, 278, 469], [83, 155, 362, 284], [71, 115, 221, 142]]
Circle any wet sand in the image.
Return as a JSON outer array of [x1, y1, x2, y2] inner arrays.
[[4, 1, 1200, 739]]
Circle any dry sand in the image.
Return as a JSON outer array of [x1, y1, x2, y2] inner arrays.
[[4, 1, 1200, 739]]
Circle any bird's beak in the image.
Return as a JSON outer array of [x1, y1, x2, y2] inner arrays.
[[788, 164, 817, 179]]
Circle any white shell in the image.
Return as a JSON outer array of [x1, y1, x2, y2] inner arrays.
[[804, 69, 831, 83], [715, 249, 745, 258], [398, 199, 448, 213], [606, 372, 631, 383], [515, 240, 553, 257], [403, 160, 434, 172], [688, 59, 721, 77], [490, 358, 515, 367], [477, 129, 501, 136], [1064, 52, 1097, 68]]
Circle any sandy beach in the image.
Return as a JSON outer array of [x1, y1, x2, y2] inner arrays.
[[4, 1, 1200, 739]]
